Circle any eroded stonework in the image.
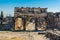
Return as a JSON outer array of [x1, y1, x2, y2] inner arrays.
[[14, 7, 47, 30]]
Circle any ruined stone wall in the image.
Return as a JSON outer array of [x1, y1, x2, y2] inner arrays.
[[14, 7, 47, 30], [14, 7, 47, 14]]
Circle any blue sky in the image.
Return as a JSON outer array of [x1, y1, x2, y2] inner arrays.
[[0, 0, 60, 17]]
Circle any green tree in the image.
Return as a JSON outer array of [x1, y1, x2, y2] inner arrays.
[[1, 11, 4, 20], [0, 11, 4, 25]]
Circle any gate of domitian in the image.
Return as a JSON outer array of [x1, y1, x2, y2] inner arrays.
[[14, 7, 47, 31]]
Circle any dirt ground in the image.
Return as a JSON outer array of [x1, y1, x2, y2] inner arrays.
[[0, 31, 49, 40]]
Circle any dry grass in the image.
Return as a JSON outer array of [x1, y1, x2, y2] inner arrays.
[[0, 32, 49, 40], [0, 35, 29, 40], [0, 37, 26, 40]]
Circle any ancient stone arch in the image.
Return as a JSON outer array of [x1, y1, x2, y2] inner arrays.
[[14, 7, 47, 31]]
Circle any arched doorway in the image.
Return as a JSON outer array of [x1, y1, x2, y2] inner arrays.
[[15, 16, 24, 30]]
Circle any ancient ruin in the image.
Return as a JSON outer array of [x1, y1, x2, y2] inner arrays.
[[14, 7, 47, 31]]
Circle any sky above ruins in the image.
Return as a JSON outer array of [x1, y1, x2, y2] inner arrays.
[[0, 0, 60, 17]]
